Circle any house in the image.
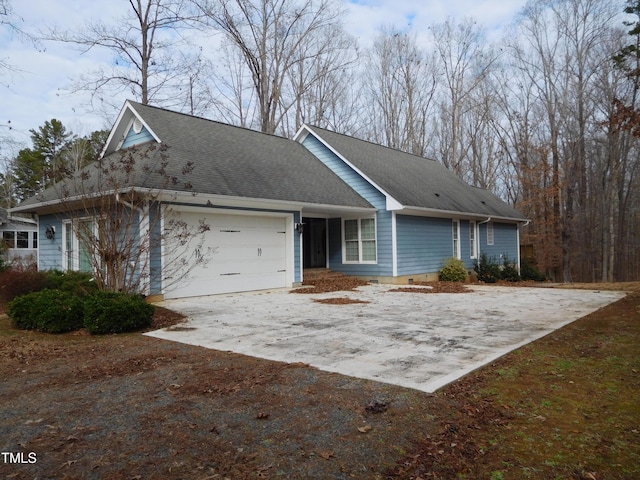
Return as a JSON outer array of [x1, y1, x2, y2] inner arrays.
[[10, 101, 528, 299], [0, 207, 38, 265]]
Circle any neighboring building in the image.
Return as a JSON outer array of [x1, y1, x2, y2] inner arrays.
[[11, 101, 528, 299], [0, 207, 38, 265]]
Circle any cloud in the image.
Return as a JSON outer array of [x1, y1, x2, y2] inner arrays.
[[1, 0, 528, 142]]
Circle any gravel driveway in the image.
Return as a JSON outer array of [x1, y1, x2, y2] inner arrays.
[[148, 284, 624, 392]]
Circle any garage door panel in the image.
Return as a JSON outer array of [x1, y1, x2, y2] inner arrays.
[[165, 212, 289, 299]]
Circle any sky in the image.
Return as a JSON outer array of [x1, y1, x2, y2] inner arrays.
[[0, 0, 528, 151]]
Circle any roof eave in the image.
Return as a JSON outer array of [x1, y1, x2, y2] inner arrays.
[[398, 205, 529, 223], [155, 189, 376, 214]]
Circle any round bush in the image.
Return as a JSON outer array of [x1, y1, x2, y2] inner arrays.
[[439, 257, 468, 282], [45, 270, 99, 296], [8, 292, 41, 330], [84, 292, 154, 335], [8, 289, 85, 333]]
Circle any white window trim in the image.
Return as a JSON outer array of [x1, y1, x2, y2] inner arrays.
[[452, 219, 461, 259], [62, 218, 98, 272], [2, 230, 37, 250], [469, 221, 477, 259], [487, 221, 494, 246], [342, 217, 377, 264]]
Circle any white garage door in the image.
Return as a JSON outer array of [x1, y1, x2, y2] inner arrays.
[[165, 212, 288, 299]]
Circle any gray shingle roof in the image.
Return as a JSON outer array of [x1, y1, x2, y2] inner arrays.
[[128, 102, 375, 208], [306, 126, 527, 221], [18, 102, 373, 211]]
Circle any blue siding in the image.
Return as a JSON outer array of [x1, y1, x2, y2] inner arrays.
[[121, 124, 154, 149], [38, 214, 64, 271], [149, 202, 163, 295], [396, 215, 454, 275], [479, 222, 518, 263], [302, 133, 392, 277], [302, 135, 386, 210]]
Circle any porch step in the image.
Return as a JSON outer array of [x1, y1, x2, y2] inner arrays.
[[302, 268, 348, 284]]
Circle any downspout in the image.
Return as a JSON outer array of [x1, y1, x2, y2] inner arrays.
[[476, 217, 491, 263]]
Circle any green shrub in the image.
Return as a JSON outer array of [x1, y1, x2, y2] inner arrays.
[[439, 257, 468, 282], [84, 292, 154, 335], [8, 292, 40, 330], [473, 253, 502, 283], [501, 256, 521, 282], [8, 289, 85, 333], [521, 258, 547, 281], [45, 270, 99, 296]]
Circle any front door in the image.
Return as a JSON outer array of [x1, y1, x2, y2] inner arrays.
[[302, 217, 327, 269]]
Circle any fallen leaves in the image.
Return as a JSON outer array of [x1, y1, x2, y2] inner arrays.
[[313, 297, 370, 305], [358, 425, 373, 433], [317, 450, 335, 460], [389, 282, 470, 294]]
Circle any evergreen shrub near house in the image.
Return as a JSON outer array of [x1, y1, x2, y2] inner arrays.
[[83, 291, 154, 335], [8, 289, 85, 333], [473, 253, 502, 283], [520, 258, 547, 282], [439, 257, 468, 282], [45, 270, 99, 296], [500, 256, 521, 282]]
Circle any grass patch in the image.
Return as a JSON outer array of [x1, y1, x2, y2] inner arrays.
[[391, 291, 640, 479]]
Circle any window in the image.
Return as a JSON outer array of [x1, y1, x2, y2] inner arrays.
[[16, 231, 29, 249], [343, 217, 377, 263], [452, 220, 460, 259], [32, 232, 38, 249], [2, 231, 15, 249], [63, 219, 96, 272], [469, 221, 477, 258], [487, 222, 494, 246]]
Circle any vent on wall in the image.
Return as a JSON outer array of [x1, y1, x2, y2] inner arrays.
[[132, 118, 143, 134]]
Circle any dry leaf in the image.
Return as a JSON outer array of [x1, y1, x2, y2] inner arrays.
[[317, 450, 334, 460], [256, 412, 270, 420], [357, 425, 372, 433]]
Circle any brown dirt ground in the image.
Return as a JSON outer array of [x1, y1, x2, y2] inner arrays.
[[1, 281, 639, 479]]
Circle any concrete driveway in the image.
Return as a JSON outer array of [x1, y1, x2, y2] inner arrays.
[[147, 285, 624, 392]]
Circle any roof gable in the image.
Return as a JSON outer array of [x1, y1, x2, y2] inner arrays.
[[299, 125, 527, 222], [15, 102, 373, 213], [102, 101, 161, 157]]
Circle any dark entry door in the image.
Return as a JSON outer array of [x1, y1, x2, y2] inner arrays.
[[302, 217, 327, 268]]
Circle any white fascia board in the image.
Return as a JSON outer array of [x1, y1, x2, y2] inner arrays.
[[293, 125, 310, 142], [9, 187, 136, 215], [153, 189, 377, 215], [296, 124, 403, 212], [398, 206, 529, 223]]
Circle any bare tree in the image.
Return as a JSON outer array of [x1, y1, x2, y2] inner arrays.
[[193, 0, 353, 135], [430, 18, 499, 177], [363, 27, 437, 156], [44, 143, 212, 294], [44, 0, 200, 112], [285, 22, 359, 134]]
